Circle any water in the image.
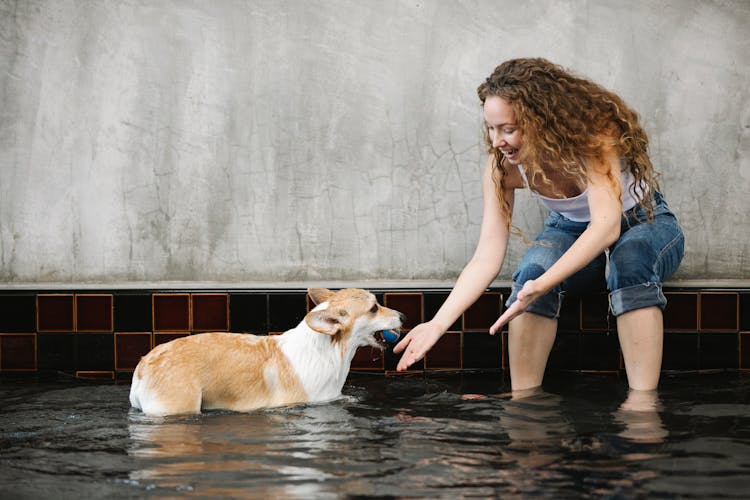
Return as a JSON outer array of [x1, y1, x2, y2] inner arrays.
[[2, 371, 750, 499]]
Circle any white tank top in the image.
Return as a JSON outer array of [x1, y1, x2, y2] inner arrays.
[[517, 160, 645, 222]]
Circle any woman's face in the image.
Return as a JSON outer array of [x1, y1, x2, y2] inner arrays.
[[483, 96, 523, 165]]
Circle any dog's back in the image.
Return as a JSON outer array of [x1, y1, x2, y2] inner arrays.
[[129, 332, 307, 416]]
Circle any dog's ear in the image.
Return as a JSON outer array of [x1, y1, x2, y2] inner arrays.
[[305, 308, 348, 336], [308, 287, 334, 306]]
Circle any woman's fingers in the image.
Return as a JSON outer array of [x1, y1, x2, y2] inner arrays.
[[392, 334, 410, 354], [489, 300, 523, 334], [489, 281, 544, 334], [394, 323, 443, 371], [396, 336, 424, 371]]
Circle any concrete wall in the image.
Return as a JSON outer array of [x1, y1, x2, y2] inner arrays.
[[1, 0, 748, 284]]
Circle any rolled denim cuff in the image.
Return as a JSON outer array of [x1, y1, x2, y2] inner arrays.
[[608, 282, 667, 316], [505, 282, 563, 319]]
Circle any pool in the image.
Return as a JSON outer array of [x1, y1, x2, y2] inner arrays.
[[2, 371, 749, 498]]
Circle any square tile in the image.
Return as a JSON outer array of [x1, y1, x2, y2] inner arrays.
[[740, 293, 750, 331], [76, 333, 114, 371], [580, 293, 611, 331], [0, 294, 36, 332], [664, 293, 699, 331], [115, 294, 152, 332], [558, 296, 581, 331], [662, 332, 699, 371], [0, 334, 36, 371], [153, 294, 191, 332], [76, 294, 113, 332], [425, 331, 461, 370], [384, 293, 422, 330], [269, 293, 308, 332], [37, 294, 75, 332], [230, 293, 268, 333], [192, 294, 229, 332], [700, 293, 739, 331], [547, 331, 580, 371], [741, 333, 750, 370], [384, 344, 423, 372], [424, 292, 461, 331], [154, 332, 188, 347], [37, 333, 75, 372], [462, 331, 502, 370], [580, 332, 620, 371], [463, 292, 502, 331], [115, 332, 153, 370], [700, 332, 738, 370], [351, 346, 384, 371]]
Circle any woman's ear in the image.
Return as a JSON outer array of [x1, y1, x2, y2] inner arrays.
[[308, 287, 334, 306]]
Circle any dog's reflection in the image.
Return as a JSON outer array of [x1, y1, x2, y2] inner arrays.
[[127, 401, 359, 498]]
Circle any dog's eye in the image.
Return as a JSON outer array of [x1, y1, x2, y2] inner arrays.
[[370, 304, 378, 313]]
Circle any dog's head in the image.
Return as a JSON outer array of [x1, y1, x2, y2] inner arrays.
[[304, 288, 403, 349]]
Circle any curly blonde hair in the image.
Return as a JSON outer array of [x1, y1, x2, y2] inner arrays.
[[477, 58, 659, 231]]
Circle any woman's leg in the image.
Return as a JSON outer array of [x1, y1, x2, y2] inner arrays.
[[505, 214, 604, 391], [608, 197, 684, 390], [616, 306, 663, 390], [508, 312, 557, 391]]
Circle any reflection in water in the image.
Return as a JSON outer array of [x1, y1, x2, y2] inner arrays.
[[127, 400, 369, 498], [500, 388, 572, 468], [125, 380, 665, 498], [615, 389, 668, 444]]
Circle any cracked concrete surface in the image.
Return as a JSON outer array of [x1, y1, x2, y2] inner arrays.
[[0, 0, 749, 283]]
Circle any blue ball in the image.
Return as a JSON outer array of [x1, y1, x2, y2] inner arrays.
[[381, 329, 401, 343]]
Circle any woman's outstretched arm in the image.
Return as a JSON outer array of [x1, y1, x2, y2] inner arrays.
[[395, 157, 521, 370]]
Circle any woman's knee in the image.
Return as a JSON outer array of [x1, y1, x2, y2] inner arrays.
[[513, 233, 575, 284], [606, 236, 657, 291], [607, 226, 684, 292]]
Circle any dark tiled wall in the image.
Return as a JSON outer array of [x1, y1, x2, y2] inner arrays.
[[0, 287, 749, 379]]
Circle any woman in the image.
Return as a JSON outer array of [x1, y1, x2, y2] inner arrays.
[[394, 58, 684, 391]]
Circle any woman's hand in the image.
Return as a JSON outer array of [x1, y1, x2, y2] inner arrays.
[[488, 279, 547, 334], [394, 321, 445, 371]]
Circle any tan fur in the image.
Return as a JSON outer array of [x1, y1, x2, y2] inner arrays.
[[133, 333, 307, 415], [306, 288, 382, 351]]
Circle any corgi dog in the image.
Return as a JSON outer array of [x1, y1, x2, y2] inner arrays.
[[129, 288, 402, 416]]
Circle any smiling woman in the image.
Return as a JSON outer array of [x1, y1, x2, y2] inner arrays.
[[395, 58, 685, 394], [483, 97, 523, 165]]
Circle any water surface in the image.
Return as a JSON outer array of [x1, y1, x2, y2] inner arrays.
[[1, 371, 749, 498]]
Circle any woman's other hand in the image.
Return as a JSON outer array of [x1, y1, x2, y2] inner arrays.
[[488, 279, 546, 334]]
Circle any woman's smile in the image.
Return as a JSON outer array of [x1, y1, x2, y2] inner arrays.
[[483, 96, 523, 164]]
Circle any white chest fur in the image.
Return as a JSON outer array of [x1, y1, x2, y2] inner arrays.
[[273, 322, 353, 403]]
